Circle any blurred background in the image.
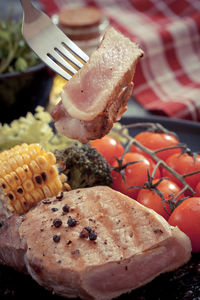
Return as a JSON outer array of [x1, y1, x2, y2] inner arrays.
[[0, 0, 53, 124]]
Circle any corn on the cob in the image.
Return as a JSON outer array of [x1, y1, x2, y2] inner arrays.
[[0, 143, 66, 219]]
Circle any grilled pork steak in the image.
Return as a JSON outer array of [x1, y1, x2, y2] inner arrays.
[[0, 186, 191, 300], [51, 27, 143, 143]]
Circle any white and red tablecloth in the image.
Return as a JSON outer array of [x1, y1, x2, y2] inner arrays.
[[39, 0, 200, 121]]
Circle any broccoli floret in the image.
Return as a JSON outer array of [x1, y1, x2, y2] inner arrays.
[[54, 143, 112, 190]]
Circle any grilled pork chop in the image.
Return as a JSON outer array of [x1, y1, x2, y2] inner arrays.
[[51, 27, 143, 143], [0, 186, 191, 300]]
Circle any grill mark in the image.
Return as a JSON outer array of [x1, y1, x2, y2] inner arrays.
[[118, 201, 169, 252], [94, 189, 168, 257], [90, 190, 127, 261], [100, 195, 139, 258]]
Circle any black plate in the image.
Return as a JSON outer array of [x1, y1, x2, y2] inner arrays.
[[1, 116, 200, 299]]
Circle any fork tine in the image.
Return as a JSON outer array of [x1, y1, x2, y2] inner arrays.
[[57, 45, 84, 69], [45, 56, 72, 80], [48, 51, 77, 75], [20, 0, 90, 80], [62, 36, 89, 63]]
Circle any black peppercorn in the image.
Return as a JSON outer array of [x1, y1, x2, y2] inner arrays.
[[51, 207, 58, 212], [62, 205, 70, 213], [89, 230, 97, 241], [84, 226, 92, 232], [53, 234, 60, 243], [67, 216, 78, 227], [80, 226, 97, 240], [53, 218, 62, 228], [80, 228, 90, 238]]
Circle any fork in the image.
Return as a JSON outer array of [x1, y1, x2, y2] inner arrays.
[[20, 0, 89, 80]]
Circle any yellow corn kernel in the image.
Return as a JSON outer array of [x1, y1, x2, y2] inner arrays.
[[23, 165, 33, 179], [23, 179, 34, 192], [33, 173, 43, 186], [21, 154, 31, 164], [18, 196, 29, 211], [48, 178, 63, 195], [6, 191, 16, 203], [63, 182, 71, 191], [32, 144, 45, 155], [15, 155, 24, 167], [0, 143, 64, 218], [0, 163, 6, 177], [46, 152, 56, 165], [16, 167, 27, 182], [42, 185, 52, 198], [1, 161, 12, 174], [13, 199, 24, 215], [4, 174, 15, 189], [29, 148, 39, 160], [9, 172, 21, 189], [24, 193, 35, 205], [29, 160, 40, 173], [47, 166, 58, 179], [8, 158, 18, 171], [31, 188, 44, 203], [0, 178, 10, 193], [59, 173, 67, 183], [36, 156, 49, 169]]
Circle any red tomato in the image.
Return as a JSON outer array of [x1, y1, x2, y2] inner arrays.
[[111, 152, 160, 200], [195, 182, 200, 196], [130, 131, 181, 161], [168, 197, 200, 252], [137, 179, 184, 220], [162, 153, 200, 191], [90, 135, 124, 165]]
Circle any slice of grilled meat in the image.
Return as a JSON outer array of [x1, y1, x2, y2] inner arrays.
[[51, 27, 143, 143], [0, 186, 191, 300]]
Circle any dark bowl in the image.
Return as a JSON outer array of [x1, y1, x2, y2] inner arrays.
[[0, 63, 53, 124]]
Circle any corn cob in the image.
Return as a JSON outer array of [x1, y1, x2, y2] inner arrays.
[[0, 143, 66, 219]]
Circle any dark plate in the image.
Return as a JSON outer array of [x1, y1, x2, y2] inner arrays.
[[1, 116, 200, 299]]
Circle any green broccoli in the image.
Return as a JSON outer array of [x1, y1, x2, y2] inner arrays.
[[54, 143, 112, 190]]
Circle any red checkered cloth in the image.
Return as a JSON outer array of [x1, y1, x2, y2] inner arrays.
[[39, 0, 200, 121]]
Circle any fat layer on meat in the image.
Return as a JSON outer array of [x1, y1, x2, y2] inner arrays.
[[0, 186, 191, 300], [51, 27, 143, 143]]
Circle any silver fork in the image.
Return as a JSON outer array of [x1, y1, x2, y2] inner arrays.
[[20, 0, 89, 80]]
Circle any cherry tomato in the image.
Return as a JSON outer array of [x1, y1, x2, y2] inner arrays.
[[168, 197, 200, 252], [137, 179, 184, 220], [111, 152, 160, 200], [130, 131, 181, 161], [90, 135, 124, 165], [195, 182, 200, 196], [162, 153, 200, 191]]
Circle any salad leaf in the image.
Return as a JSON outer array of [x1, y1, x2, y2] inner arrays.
[[0, 19, 40, 74], [0, 106, 76, 152]]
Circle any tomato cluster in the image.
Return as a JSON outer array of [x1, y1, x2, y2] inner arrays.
[[91, 130, 200, 253]]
